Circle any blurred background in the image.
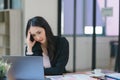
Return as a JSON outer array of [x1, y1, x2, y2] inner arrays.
[[0, 0, 119, 73]]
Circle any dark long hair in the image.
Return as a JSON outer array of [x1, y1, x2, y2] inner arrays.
[[26, 16, 55, 61]]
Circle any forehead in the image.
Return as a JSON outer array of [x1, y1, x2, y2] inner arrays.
[[30, 26, 44, 33]]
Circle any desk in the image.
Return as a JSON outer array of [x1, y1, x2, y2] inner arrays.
[[46, 70, 115, 80], [8, 70, 115, 80], [46, 73, 97, 80], [8, 73, 97, 80]]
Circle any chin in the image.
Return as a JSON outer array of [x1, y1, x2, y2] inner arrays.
[[40, 41, 44, 44]]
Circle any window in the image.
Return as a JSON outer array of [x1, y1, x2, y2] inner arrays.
[[61, 0, 119, 36]]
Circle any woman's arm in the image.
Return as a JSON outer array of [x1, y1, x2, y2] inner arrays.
[[25, 42, 43, 56], [44, 37, 69, 75]]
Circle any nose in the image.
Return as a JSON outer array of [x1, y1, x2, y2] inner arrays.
[[35, 35, 40, 41]]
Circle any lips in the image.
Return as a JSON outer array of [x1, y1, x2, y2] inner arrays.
[[39, 39, 44, 43]]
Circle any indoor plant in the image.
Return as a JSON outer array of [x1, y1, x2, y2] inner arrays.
[[0, 59, 11, 80]]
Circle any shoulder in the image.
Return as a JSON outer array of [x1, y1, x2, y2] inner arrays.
[[54, 36, 69, 45], [54, 36, 68, 41]]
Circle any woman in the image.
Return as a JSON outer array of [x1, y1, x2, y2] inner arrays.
[[25, 16, 69, 75]]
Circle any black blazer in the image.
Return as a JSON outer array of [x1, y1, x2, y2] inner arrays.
[[25, 36, 69, 75]]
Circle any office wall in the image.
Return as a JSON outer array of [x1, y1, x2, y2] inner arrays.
[[23, 0, 58, 35], [66, 36, 118, 71]]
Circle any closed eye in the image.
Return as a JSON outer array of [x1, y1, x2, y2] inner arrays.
[[31, 31, 41, 37], [37, 31, 41, 34]]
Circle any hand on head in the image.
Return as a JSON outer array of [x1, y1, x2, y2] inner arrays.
[[26, 30, 36, 52]]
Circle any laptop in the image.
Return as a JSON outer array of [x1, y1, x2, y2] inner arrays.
[[3, 56, 51, 80]]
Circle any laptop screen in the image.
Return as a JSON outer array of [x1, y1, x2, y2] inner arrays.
[[3, 56, 45, 80]]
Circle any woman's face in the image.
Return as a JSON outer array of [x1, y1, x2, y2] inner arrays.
[[29, 26, 47, 44]]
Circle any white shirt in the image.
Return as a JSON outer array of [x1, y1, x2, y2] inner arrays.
[[42, 52, 51, 68]]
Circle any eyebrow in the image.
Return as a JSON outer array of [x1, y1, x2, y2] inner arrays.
[[31, 30, 41, 35]]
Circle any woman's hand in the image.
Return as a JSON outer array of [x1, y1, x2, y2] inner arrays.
[[26, 31, 36, 52]]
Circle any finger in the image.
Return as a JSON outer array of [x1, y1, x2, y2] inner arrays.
[[26, 34, 31, 43], [27, 31, 31, 39]]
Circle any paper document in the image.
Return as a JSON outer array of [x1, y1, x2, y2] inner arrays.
[[46, 74, 96, 80]]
